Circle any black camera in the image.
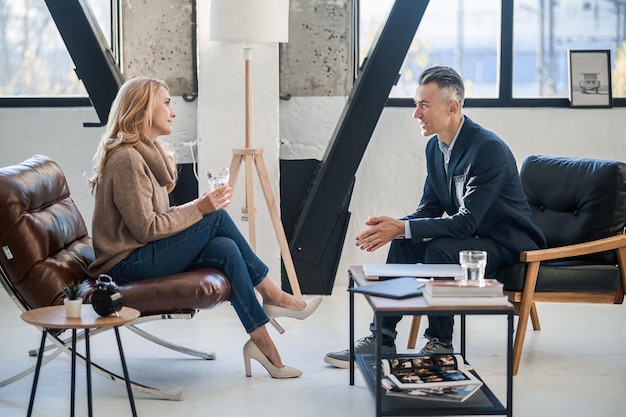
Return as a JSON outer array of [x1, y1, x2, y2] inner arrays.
[[91, 274, 124, 317]]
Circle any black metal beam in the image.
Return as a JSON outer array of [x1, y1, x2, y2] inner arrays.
[[289, 1, 429, 269], [44, 0, 123, 125]]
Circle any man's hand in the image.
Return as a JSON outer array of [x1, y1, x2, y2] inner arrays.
[[355, 216, 405, 252]]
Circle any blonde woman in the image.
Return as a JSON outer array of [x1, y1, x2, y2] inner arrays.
[[88, 77, 321, 378]]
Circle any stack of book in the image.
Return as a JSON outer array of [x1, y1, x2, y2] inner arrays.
[[380, 354, 483, 403], [423, 279, 509, 306]]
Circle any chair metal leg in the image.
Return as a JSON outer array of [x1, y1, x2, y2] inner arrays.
[[3, 327, 185, 401], [44, 330, 185, 401], [28, 327, 110, 357], [6, 311, 211, 399], [126, 323, 216, 360], [31, 313, 216, 361], [0, 344, 63, 388]]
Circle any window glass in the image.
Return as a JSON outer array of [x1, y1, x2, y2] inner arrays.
[[514, 0, 626, 98], [0, 0, 111, 97], [359, 0, 500, 98], [360, 0, 626, 102]]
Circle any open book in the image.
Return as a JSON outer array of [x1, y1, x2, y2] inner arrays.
[[381, 354, 482, 391]]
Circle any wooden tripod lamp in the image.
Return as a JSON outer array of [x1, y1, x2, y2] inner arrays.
[[209, 0, 302, 298]]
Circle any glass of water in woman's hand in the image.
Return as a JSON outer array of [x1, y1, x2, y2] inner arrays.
[[206, 168, 230, 192]]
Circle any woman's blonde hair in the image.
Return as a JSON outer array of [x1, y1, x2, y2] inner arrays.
[[88, 76, 177, 193]]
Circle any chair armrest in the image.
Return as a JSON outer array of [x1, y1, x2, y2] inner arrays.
[[520, 234, 626, 263]]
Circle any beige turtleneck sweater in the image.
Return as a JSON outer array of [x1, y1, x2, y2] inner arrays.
[[87, 139, 203, 278]]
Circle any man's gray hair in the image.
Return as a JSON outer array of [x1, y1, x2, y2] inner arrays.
[[417, 66, 465, 106]]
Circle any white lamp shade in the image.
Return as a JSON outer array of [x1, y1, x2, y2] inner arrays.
[[209, 0, 289, 43]]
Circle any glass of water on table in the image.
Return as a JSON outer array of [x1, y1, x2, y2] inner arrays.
[[206, 168, 230, 191], [459, 250, 487, 286]]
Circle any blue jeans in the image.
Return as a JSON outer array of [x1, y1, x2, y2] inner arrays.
[[107, 209, 270, 334], [371, 237, 510, 345]]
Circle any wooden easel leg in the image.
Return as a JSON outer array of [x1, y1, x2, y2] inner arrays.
[[228, 152, 257, 249], [228, 148, 303, 300], [253, 153, 303, 299], [228, 154, 244, 190], [229, 151, 282, 330], [244, 154, 256, 250]]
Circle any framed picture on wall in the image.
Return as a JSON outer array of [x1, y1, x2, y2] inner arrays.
[[568, 50, 612, 108]]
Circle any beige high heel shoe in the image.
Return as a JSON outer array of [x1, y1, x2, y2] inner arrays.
[[263, 296, 323, 333], [243, 340, 302, 378]]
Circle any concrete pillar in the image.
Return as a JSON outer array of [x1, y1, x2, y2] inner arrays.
[[121, 0, 197, 165], [280, 0, 353, 97]]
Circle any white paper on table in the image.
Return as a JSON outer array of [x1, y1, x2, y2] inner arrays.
[[362, 263, 463, 280]]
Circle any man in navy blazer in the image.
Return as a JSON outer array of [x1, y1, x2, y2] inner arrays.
[[324, 66, 546, 368]]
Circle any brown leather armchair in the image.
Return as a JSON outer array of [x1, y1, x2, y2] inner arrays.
[[0, 155, 232, 399]]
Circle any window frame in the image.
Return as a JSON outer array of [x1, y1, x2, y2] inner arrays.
[[0, 0, 122, 112], [358, 0, 626, 108]]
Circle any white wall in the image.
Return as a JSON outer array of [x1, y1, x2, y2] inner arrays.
[[0, 107, 101, 229], [0, 97, 198, 233]]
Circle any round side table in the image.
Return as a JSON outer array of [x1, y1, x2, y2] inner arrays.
[[21, 305, 140, 417]]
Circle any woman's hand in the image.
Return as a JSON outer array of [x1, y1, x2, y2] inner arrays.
[[196, 185, 233, 215]]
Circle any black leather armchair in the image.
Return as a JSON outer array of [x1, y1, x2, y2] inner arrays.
[[498, 155, 626, 375], [406, 155, 626, 376]]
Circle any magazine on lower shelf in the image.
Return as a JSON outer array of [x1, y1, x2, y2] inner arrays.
[[382, 377, 483, 403], [381, 354, 483, 390]]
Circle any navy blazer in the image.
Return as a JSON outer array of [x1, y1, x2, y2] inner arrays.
[[403, 116, 546, 263]]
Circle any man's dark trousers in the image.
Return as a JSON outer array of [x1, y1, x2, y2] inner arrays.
[[371, 237, 509, 345]]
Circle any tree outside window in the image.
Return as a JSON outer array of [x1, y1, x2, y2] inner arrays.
[[359, 0, 626, 101], [0, 0, 111, 98]]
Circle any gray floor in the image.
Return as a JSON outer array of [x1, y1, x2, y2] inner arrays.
[[1, 278, 625, 417]]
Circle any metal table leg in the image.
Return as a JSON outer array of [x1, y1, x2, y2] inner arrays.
[[349, 274, 355, 385], [115, 327, 138, 417], [506, 312, 513, 417], [71, 329, 77, 417], [26, 329, 48, 417], [375, 313, 382, 417], [460, 314, 466, 357], [85, 328, 93, 417]]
